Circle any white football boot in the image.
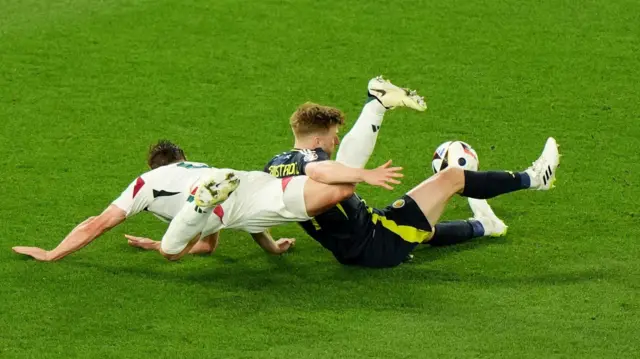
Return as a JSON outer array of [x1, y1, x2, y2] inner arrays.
[[367, 76, 427, 111], [525, 137, 560, 190], [468, 198, 508, 237], [194, 171, 241, 208]]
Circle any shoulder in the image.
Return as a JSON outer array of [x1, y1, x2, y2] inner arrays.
[[265, 150, 295, 166]]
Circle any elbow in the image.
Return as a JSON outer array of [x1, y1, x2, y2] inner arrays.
[[85, 217, 117, 235], [159, 246, 183, 261], [83, 222, 107, 238], [202, 243, 215, 255], [263, 248, 279, 256]]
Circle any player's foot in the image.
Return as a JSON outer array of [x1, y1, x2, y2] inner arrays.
[[367, 76, 427, 111], [194, 172, 240, 208], [524, 137, 560, 190], [468, 198, 508, 237]]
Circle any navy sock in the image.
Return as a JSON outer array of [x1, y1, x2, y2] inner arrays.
[[428, 220, 485, 247], [469, 219, 485, 237], [461, 170, 531, 199]]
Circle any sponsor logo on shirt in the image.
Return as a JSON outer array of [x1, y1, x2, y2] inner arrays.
[[300, 149, 318, 162]]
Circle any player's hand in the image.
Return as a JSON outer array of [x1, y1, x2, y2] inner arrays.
[[125, 235, 160, 251], [274, 238, 296, 254], [12, 246, 53, 261], [363, 160, 403, 190]]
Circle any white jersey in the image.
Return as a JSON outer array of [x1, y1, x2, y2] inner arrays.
[[112, 161, 309, 237], [112, 162, 214, 222], [201, 171, 308, 235]]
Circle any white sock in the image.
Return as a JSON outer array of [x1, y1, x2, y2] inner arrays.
[[524, 168, 539, 188], [335, 100, 386, 169], [160, 204, 212, 254]]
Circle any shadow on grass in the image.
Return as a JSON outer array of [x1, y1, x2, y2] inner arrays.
[[65, 236, 610, 292], [9, 234, 607, 313], [62, 256, 612, 314]]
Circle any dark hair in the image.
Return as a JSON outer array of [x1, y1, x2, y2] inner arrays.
[[290, 102, 345, 137], [147, 140, 186, 169]]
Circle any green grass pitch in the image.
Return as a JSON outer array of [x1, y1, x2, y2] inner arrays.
[[1, 0, 639, 358]]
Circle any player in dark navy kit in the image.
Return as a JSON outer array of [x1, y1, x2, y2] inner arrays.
[[265, 76, 560, 268], [266, 146, 431, 267]]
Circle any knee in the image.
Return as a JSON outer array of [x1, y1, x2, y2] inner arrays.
[[161, 251, 181, 261], [326, 184, 354, 207], [201, 241, 216, 254], [437, 167, 465, 191], [160, 240, 183, 261]]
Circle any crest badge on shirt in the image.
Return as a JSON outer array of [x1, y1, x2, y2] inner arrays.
[[392, 199, 406, 209]]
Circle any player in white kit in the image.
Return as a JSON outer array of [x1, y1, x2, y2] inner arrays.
[[12, 140, 403, 261]]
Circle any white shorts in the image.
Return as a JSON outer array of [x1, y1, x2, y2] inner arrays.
[[203, 173, 312, 235], [282, 175, 311, 220]]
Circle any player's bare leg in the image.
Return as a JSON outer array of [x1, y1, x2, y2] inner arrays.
[[303, 180, 354, 217], [407, 169, 462, 226], [281, 175, 355, 218], [335, 76, 427, 169], [408, 137, 560, 232]]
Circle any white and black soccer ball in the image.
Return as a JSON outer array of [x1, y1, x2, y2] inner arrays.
[[431, 141, 479, 173]]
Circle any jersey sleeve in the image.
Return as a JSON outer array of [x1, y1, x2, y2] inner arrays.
[[298, 148, 330, 174], [111, 177, 151, 217]]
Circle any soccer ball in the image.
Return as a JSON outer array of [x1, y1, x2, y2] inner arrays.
[[432, 141, 479, 173]]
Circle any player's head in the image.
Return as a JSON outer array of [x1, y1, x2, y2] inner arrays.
[[290, 102, 345, 156], [147, 140, 187, 169]]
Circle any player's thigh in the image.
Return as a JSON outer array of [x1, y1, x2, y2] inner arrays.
[[381, 195, 434, 242], [361, 197, 435, 267], [406, 167, 465, 225], [301, 178, 354, 217], [357, 225, 422, 268]]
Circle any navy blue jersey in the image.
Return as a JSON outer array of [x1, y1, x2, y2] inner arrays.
[[264, 148, 374, 263]]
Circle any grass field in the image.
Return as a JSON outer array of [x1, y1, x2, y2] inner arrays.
[[2, 0, 639, 358]]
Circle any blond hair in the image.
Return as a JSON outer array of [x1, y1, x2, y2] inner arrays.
[[290, 102, 345, 137]]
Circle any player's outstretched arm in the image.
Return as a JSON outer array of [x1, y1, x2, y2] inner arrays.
[[251, 231, 295, 255], [126, 232, 219, 255], [305, 160, 403, 190], [12, 205, 127, 261]]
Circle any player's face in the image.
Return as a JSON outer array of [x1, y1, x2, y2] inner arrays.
[[315, 125, 340, 157]]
